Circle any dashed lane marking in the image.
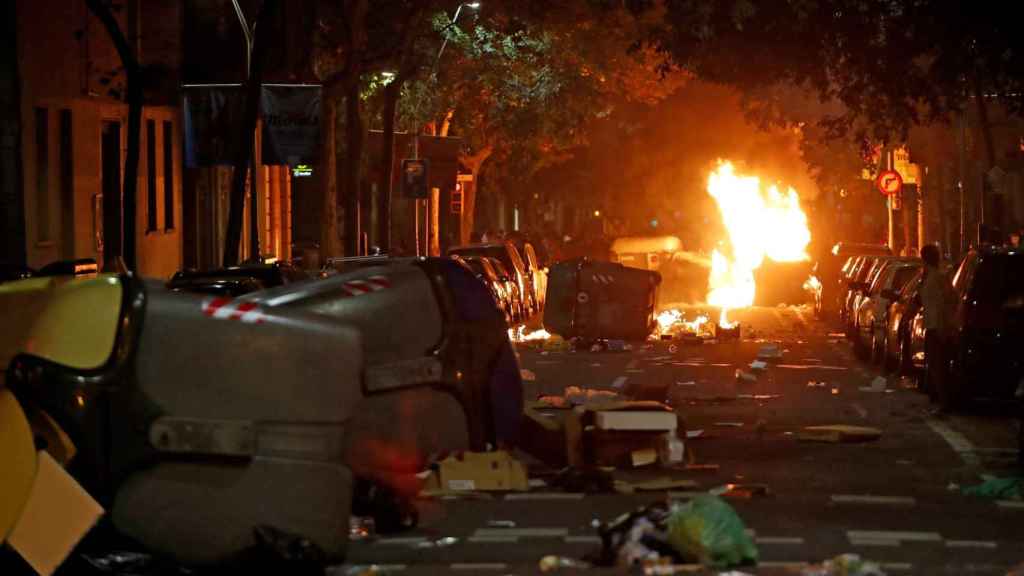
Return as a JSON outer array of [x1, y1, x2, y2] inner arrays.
[[564, 535, 602, 545], [946, 540, 999, 549], [376, 537, 428, 546], [847, 530, 941, 542], [850, 539, 902, 547], [505, 492, 585, 501], [467, 535, 518, 544], [471, 528, 569, 538], [997, 500, 1024, 510], [759, 561, 810, 569], [755, 536, 805, 545], [880, 563, 914, 572], [926, 418, 981, 467], [451, 563, 508, 571], [831, 495, 916, 506]]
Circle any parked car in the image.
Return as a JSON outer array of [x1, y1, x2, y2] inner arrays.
[[456, 255, 513, 324], [448, 242, 536, 318], [942, 247, 1024, 407], [855, 261, 922, 362], [168, 261, 309, 297], [883, 268, 924, 373], [847, 256, 915, 335], [0, 262, 34, 284], [815, 242, 891, 315], [488, 258, 525, 323], [841, 255, 873, 324]]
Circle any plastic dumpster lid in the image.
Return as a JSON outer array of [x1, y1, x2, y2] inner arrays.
[[0, 389, 38, 544], [610, 236, 683, 254], [0, 274, 123, 372]]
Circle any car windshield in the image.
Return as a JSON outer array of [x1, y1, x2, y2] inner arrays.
[[450, 246, 513, 274]]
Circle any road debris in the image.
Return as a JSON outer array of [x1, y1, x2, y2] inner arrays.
[[539, 555, 591, 572], [962, 477, 1023, 501], [413, 536, 458, 549], [807, 381, 829, 388], [714, 422, 744, 428], [734, 370, 759, 383], [349, 517, 375, 541], [800, 553, 886, 576], [859, 377, 888, 393], [615, 478, 700, 494], [748, 360, 769, 372], [797, 425, 882, 443], [710, 484, 770, 500], [422, 451, 528, 492], [667, 495, 759, 567], [757, 344, 783, 360], [521, 368, 537, 381]]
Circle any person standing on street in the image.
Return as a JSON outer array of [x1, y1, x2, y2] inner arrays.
[[919, 244, 953, 411]]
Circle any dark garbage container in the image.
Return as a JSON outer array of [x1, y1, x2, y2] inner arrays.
[[1, 273, 362, 565], [241, 257, 523, 498], [543, 258, 661, 341]]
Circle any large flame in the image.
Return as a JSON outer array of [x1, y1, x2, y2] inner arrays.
[[706, 162, 811, 324], [656, 309, 711, 336]]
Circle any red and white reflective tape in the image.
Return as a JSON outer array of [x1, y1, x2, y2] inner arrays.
[[591, 274, 615, 285], [202, 297, 266, 324], [339, 275, 391, 298]]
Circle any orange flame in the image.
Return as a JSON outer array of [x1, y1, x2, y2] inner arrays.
[[706, 161, 811, 324]]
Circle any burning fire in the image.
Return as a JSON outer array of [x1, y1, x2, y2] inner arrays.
[[803, 275, 822, 293], [509, 326, 553, 342], [656, 309, 711, 336], [706, 162, 811, 325]]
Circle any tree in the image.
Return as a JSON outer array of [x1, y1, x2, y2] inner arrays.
[[85, 0, 142, 271], [399, 0, 684, 240]]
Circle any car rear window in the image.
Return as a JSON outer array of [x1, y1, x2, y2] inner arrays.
[[970, 254, 1024, 305], [450, 246, 512, 272]]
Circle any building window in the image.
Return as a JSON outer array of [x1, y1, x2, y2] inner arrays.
[[59, 109, 74, 257], [34, 107, 50, 243], [146, 119, 157, 232], [163, 121, 174, 230]]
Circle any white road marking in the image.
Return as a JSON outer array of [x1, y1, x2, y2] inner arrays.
[[776, 364, 849, 371], [880, 563, 914, 572], [564, 535, 602, 545], [926, 419, 981, 466], [997, 500, 1024, 509], [472, 527, 569, 538], [467, 535, 519, 544], [611, 376, 628, 389], [847, 530, 941, 542], [376, 537, 428, 546], [831, 495, 916, 506], [506, 492, 585, 501], [758, 561, 809, 569], [850, 539, 902, 547], [451, 563, 508, 570], [755, 536, 805, 545], [946, 540, 998, 549]]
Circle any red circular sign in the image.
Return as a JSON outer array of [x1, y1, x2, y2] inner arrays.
[[875, 170, 903, 196]]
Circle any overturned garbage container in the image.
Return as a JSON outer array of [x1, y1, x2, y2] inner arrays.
[[544, 258, 661, 341], [240, 257, 523, 497], [1, 273, 363, 565]]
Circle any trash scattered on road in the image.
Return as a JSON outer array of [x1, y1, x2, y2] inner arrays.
[[800, 553, 886, 576], [666, 495, 759, 567], [487, 520, 518, 528], [757, 344, 783, 360], [807, 381, 829, 388], [550, 466, 615, 493], [737, 394, 780, 401], [564, 386, 621, 406], [748, 360, 768, 372], [413, 536, 458, 549], [797, 425, 882, 443], [632, 448, 660, 467], [422, 451, 528, 492], [660, 434, 686, 465], [734, 370, 758, 383], [349, 516, 375, 541], [612, 376, 629, 389], [859, 377, 887, 393], [521, 368, 537, 381], [81, 551, 153, 573], [962, 476, 1023, 501], [709, 483, 770, 500], [831, 387, 840, 395], [677, 381, 697, 387], [714, 422, 744, 428], [686, 430, 705, 439], [615, 477, 699, 494], [539, 555, 591, 572]]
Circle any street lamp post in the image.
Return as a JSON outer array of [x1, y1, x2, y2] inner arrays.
[[433, 2, 480, 77]]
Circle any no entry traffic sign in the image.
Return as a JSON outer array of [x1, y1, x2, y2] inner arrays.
[[875, 170, 903, 196]]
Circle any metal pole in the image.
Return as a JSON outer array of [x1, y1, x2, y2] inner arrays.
[[958, 109, 967, 253], [887, 151, 895, 251]]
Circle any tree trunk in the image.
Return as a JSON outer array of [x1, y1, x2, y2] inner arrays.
[[319, 91, 340, 261], [223, 0, 277, 267], [972, 75, 997, 230], [86, 0, 142, 271], [0, 0, 26, 267], [439, 109, 454, 137], [459, 145, 493, 245], [342, 78, 364, 256], [379, 80, 399, 253]]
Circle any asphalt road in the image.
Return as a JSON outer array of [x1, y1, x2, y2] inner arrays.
[[342, 305, 1023, 575]]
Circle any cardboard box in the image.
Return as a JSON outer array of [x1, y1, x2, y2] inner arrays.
[[423, 451, 528, 492]]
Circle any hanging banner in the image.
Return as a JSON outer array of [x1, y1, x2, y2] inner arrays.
[[183, 86, 246, 167], [260, 86, 321, 166]]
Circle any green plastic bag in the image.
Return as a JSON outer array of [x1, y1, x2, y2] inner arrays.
[[666, 495, 759, 567], [962, 477, 1023, 500]]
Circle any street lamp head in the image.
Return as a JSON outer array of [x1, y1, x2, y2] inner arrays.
[[465, 2, 481, 8]]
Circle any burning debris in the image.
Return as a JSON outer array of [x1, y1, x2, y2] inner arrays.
[[509, 326, 554, 343], [654, 309, 712, 340], [705, 161, 812, 327]]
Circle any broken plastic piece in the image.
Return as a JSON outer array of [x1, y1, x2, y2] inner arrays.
[[800, 553, 886, 576], [734, 370, 758, 383], [748, 360, 768, 372], [539, 555, 591, 572]]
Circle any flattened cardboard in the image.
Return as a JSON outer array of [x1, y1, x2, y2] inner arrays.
[[424, 451, 529, 492], [7, 451, 104, 576]]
